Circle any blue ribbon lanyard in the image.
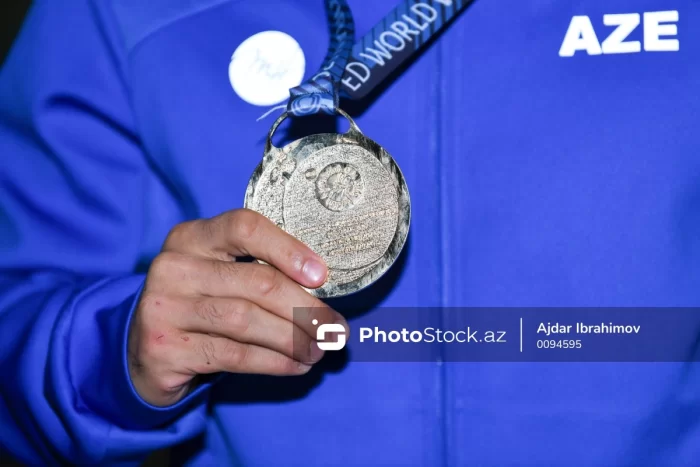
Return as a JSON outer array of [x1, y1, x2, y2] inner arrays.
[[286, 0, 474, 118], [287, 0, 355, 117]]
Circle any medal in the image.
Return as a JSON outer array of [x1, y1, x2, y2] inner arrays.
[[245, 109, 410, 298], [243, 0, 411, 298], [244, 0, 472, 297]]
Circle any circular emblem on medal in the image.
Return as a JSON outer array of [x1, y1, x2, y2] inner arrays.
[[315, 163, 364, 211], [245, 110, 410, 298]]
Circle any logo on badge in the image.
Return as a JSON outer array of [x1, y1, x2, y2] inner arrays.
[[229, 30, 306, 106], [312, 319, 347, 351]]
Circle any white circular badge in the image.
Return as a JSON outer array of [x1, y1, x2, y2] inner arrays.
[[229, 31, 306, 107]]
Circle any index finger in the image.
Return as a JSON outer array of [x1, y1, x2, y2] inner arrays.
[[164, 209, 328, 289]]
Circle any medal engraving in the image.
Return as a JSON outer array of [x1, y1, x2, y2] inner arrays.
[[315, 162, 364, 211], [245, 110, 410, 298]]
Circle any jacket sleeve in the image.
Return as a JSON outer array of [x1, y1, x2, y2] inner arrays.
[[0, 2, 210, 464]]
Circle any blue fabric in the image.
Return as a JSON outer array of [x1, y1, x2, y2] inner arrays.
[[1, 0, 700, 465]]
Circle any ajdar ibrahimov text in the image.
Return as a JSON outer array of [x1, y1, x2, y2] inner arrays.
[[537, 322, 641, 336]]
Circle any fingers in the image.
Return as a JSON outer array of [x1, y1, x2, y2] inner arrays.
[[148, 254, 347, 340], [136, 208, 345, 405], [180, 333, 313, 376], [172, 297, 324, 364], [163, 209, 328, 289]]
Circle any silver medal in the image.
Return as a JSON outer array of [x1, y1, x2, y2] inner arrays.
[[244, 110, 410, 298]]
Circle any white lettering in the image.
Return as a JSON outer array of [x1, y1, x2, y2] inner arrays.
[[559, 16, 602, 57], [359, 41, 393, 66], [644, 10, 679, 51], [602, 14, 641, 54], [341, 61, 371, 92], [390, 20, 421, 41], [388, 330, 401, 343], [402, 14, 429, 32], [560, 11, 679, 57], [379, 31, 406, 51], [411, 4, 438, 24], [359, 327, 372, 342]]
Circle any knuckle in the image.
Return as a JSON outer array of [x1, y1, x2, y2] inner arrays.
[[148, 255, 169, 280], [137, 292, 170, 321], [251, 265, 283, 298], [149, 251, 185, 279], [226, 301, 253, 336], [229, 209, 260, 242], [136, 320, 177, 360], [139, 336, 165, 364], [138, 292, 161, 313], [197, 217, 218, 242], [221, 341, 249, 369], [164, 221, 197, 250]]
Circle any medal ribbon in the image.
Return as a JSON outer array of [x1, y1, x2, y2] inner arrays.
[[284, 0, 473, 118], [287, 0, 355, 117], [341, 0, 474, 99]]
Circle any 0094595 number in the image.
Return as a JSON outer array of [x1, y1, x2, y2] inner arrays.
[[536, 340, 582, 349]]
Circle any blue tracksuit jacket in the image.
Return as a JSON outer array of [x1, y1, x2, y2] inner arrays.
[[1, 0, 699, 465]]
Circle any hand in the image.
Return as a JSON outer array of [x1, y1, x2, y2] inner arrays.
[[127, 209, 347, 407]]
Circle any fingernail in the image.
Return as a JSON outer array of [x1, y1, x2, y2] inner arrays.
[[309, 340, 324, 363], [297, 362, 312, 373], [302, 258, 327, 285]]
